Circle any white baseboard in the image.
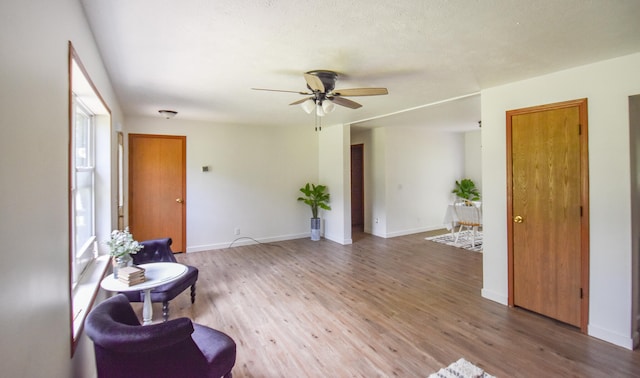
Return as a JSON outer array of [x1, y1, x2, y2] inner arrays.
[[187, 230, 357, 252], [481, 288, 508, 305], [186, 233, 308, 252], [588, 323, 635, 350], [374, 225, 445, 239], [324, 233, 353, 245]]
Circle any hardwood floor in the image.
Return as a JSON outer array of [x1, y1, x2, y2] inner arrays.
[[148, 231, 640, 377]]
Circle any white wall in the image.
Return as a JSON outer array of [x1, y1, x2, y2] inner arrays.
[[366, 127, 389, 235], [352, 126, 466, 238], [464, 130, 483, 194], [481, 52, 640, 349], [0, 0, 124, 376], [125, 117, 319, 250], [319, 123, 351, 244]]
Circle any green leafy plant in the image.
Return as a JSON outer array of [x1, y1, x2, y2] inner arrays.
[[106, 227, 143, 258], [297, 183, 331, 219], [452, 179, 481, 201]]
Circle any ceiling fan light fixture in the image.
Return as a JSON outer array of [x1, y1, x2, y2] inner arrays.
[[158, 109, 177, 119], [300, 99, 315, 114], [322, 99, 335, 114], [252, 70, 388, 128]]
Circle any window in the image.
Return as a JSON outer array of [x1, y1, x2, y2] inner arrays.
[[72, 98, 97, 283], [69, 42, 112, 355]]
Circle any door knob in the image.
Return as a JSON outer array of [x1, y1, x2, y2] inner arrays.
[[176, 198, 184, 203], [514, 215, 523, 223]]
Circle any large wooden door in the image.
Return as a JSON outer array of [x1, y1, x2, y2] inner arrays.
[[129, 134, 186, 252], [507, 99, 589, 331], [351, 144, 364, 230]]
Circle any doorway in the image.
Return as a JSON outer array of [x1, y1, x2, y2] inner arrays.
[[507, 98, 589, 332], [128, 134, 186, 252], [351, 144, 364, 232]]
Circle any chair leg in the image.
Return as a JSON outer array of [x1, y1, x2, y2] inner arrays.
[[454, 224, 464, 244], [190, 284, 196, 304], [162, 301, 169, 322], [471, 226, 476, 247]]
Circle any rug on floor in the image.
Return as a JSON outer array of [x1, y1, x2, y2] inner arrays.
[[425, 230, 483, 252], [428, 358, 495, 378]]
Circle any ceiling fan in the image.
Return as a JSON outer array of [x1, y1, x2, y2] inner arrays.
[[252, 70, 388, 117]]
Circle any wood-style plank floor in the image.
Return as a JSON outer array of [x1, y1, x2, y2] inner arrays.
[[141, 230, 640, 377]]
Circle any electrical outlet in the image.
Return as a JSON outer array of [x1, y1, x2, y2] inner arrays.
[[234, 228, 240, 235], [375, 218, 379, 224]]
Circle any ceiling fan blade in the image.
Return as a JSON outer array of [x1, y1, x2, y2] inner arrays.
[[289, 97, 313, 106], [333, 88, 388, 96], [330, 96, 362, 109], [304, 73, 325, 92], [251, 88, 310, 95]]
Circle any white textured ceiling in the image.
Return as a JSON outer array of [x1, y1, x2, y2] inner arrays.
[[80, 0, 640, 131]]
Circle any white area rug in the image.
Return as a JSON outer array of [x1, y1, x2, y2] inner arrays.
[[428, 358, 495, 378], [425, 230, 483, 252]]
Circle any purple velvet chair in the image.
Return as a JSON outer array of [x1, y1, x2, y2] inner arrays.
[[120, 237, 198, 321], [85, 294, 236, 378]]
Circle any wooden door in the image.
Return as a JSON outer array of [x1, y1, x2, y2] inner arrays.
[[129, 134, 186, 252], [351, 144, 364, 230], [507, 99, 589, 331]]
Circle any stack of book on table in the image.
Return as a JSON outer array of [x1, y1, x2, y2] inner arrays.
[[118, 266, 146, 286]]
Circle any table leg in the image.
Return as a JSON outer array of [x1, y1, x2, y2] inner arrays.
[[142, 289, 153, 325]]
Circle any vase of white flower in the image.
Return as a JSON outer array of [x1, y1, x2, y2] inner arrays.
[[106, 227, 143, 279], [112, 254, 132, 278]]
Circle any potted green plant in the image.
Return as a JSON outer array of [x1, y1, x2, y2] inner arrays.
[[452, 179, 481, 204], [297, 183, 331, 241]]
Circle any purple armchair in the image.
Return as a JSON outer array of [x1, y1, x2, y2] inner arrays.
[[86, 294, 236, 378], [121, 238, 198, 321]]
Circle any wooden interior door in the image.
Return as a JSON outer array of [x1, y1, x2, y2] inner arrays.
[[129, 134, 186, 252], [351, 144, 364, 230], [507, 99, 589, 331]]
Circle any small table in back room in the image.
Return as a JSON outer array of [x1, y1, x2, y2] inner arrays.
[[443, 201, 482, 236]]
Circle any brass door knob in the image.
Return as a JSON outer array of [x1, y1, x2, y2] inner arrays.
[[176, 198, 184, 203], [514, 215, 523, 223]]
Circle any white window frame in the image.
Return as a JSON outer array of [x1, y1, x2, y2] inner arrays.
[[71, 98, 98, 285]]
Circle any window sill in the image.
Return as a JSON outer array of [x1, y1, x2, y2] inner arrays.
[[72, 255, 110, 344]]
